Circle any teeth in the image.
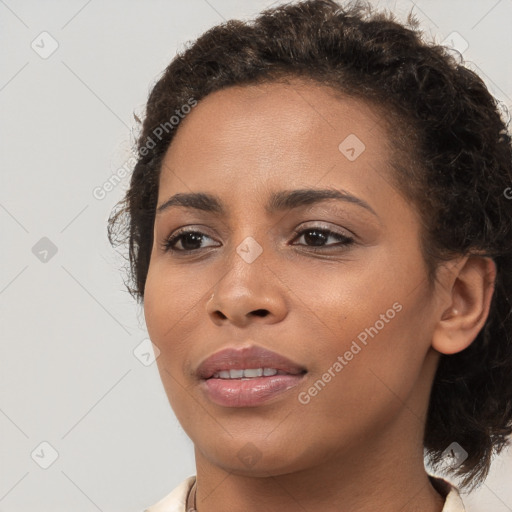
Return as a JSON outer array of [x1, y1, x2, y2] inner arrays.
[[243, 368, 263, 377], [212, 368, 280, 379]]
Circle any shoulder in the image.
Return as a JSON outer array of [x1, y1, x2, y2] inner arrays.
[[143, 475, 196, 512]]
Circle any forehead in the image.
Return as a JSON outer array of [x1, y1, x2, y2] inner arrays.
[[158, 80, 396, 210], [166, 80, 389, 155]]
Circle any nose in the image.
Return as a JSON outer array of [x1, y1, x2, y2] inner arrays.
[[206, 256, 288, 328]]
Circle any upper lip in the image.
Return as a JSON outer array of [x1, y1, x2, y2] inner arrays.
[[196, 345, 307, 379]]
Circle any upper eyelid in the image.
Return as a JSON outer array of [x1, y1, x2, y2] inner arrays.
[[293, 222, 355, 237], [166, 222, 353, 238]]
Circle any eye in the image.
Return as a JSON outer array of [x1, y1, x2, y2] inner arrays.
[[161, 225, 355, 254], [291, 226, 355, 249], [161, 229, 219, 253]]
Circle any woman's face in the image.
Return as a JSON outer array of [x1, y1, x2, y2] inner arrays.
[[144, 81, 445, 476]]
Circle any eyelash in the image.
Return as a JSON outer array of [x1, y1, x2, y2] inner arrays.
[[160, 226, 355, 254]]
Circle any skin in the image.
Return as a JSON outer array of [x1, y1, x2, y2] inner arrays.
[[143, 80, 496, 512]]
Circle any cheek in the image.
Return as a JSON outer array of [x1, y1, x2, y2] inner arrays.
[[144, 268, 193, 413], [144, 262, 214, 380], [293, 317, 423, 452], [143, 266, 168, 343], [144, 262, 199, 336], [144, 265, 187, 371], [303, 262, 431, 413], [313, 294, 431, 418]]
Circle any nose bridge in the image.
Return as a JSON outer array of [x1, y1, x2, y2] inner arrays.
[[235, 233, 266, 266], [223, 208, 270, 270], [220, 231, 269, 299]]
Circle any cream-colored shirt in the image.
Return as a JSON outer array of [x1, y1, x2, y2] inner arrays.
[[144, 474, 465, 511]]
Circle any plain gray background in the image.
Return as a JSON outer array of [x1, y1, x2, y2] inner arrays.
[[1, 1, 511, 511]]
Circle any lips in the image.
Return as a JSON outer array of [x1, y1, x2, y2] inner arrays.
[[196, 345, 307, 407], [196, 345, 307, 380]]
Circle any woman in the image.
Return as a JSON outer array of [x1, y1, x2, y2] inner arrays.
[[108, 1, 512, 510]]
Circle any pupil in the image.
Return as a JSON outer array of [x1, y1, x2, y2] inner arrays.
[[182, 233, 202, 250], [304, 230, 326, 246]]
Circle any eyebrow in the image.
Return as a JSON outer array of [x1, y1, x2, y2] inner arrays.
[[156, 188, 378, 218]]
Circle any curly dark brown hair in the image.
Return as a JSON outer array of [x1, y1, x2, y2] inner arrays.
[[108, 0, 512, 490]]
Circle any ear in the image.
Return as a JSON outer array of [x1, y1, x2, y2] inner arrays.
[[431, 256, 497, 355]]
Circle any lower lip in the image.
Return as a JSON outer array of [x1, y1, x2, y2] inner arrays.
[[202, 374, 306, 407]]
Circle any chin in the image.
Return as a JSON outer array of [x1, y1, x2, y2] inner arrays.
[[195, 433, 322, 477]]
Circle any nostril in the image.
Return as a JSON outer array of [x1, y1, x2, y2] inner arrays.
[[252, 309, 269, 317]]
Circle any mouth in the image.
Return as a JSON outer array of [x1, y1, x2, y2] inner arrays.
[[196, 345, 308, 407]]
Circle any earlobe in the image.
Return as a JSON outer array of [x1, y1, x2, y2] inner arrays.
[[431, 256, 496, 355]]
